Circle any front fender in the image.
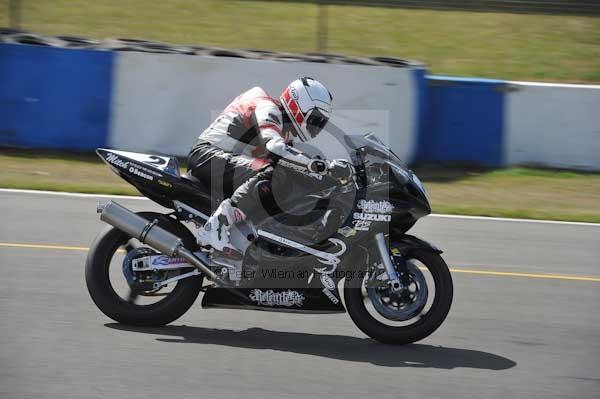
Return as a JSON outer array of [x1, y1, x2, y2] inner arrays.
[[392, 234, 443, 254], [338, 233, 442, 274]]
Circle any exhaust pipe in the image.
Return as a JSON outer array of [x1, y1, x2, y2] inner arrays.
[[97, 201, 226, 286]]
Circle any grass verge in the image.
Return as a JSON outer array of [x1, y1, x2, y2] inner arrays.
[[1, 150, 599, 223], [1, 0, 599, 82]]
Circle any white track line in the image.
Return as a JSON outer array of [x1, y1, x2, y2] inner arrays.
[[0, 188, 146, 200], [1, 188, 599, 227], [509, 81, 600, 89], [428, 213, 600, 227]]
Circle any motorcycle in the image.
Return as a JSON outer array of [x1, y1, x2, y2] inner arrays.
[[85, 133, 453, 345]]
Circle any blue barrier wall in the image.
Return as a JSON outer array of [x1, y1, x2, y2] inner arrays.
[[0, 44, 113, 150], [1, 42, 598, 170], [417, 76, 506, 166], [412, 68, 428, 163]]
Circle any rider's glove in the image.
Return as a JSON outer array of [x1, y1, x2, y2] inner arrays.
[[327, 159, 354, 184]]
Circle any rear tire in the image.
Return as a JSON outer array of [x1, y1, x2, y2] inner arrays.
[[85, 213, 203, 326], [344, 250, 453, 345]]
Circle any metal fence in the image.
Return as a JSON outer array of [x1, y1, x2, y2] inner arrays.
[[295, 0, 600, 15]]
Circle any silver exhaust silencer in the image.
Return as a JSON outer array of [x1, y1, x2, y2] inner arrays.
[[99, 201, 181, 256], [97, 201, 224, 285]]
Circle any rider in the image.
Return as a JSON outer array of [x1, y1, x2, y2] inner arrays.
[[187, 77, 352, 256]]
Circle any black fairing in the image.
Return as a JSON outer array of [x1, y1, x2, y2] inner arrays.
[[96, 148, 214, 214], [345, 133, 432, 231], [96, 133, 434, 313]]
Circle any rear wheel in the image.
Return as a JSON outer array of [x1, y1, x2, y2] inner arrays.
[[344, 248, 453, 345], [85, 213, 203, 326]]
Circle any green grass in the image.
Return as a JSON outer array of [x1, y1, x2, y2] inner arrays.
[[1, 0, 599, 82], [419, 167, 600, 223], [0, 151, 141, 195], [2, 151, 599, 223]]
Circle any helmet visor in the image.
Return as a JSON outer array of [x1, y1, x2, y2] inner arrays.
[[306, 108, 329, 138]]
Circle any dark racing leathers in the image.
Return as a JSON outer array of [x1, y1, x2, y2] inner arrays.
[[187, 143, 277, 221], [187, 87, 323, 223]]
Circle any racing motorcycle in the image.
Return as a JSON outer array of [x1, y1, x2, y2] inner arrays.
[[85, 133, 453, 345]]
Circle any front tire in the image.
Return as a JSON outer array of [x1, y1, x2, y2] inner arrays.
[[344, 250, 453, 345], [85, 213, 203, 326]]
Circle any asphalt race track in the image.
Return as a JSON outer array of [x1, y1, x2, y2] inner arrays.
[[1, 190, 599, 399]]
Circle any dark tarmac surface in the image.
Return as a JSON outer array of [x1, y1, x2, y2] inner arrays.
[[1, 190, 599, 399]]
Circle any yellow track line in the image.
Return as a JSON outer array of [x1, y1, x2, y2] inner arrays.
[[448, 268, 600, 283], [2, 242, 599, 283], [0, 242, 90, 251], [0, 242, 126, 253]]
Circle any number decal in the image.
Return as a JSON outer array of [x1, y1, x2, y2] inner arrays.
[[353, 220, 371, 231], [147, 156, 167, 166]]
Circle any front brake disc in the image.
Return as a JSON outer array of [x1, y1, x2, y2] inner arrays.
[[367, 260, 428, 321]]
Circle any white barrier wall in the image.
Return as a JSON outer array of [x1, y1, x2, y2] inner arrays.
[[109, 53, 419, 162], [505, 82, 600, 170]]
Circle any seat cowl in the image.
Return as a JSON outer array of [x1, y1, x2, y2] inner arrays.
[[96, 148, 180, 177]]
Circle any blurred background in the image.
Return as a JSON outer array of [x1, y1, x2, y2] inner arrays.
[[1, 0, 599, 222], [2, 0, 600, 82], [1, 3, 600, 399]]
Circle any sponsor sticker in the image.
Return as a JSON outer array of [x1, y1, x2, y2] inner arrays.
[[249, 289, 305, 307], [337, 226, 357, 237], [322, 288, 339, 304], [353, 212, 391, 222], [129, 166, 154, 181], [105, 153, 155, 181], [357, 200, 393, 214], [151, 256, 187, 266], [290, 87, 299, 100], [106, 153, 129, 169], [352, 220, 372, 231], [320, 274, 336, 290], [278, 159, 323, 181]]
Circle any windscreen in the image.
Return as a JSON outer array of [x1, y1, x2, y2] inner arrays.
[[343, 133, 403, 165]]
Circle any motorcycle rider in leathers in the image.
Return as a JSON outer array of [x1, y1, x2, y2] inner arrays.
[[187, 77, 352, 257]]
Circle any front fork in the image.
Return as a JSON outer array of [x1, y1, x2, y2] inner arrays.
[[374, 232, 408, 293]]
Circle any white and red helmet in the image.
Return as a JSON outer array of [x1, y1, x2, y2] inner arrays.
[[280, 77, 333, 142]]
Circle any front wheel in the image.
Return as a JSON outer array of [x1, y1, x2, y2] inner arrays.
[[344, 249, 453, 345]]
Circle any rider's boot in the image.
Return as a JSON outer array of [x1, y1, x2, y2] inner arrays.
[[196, 199, 246, 260]]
